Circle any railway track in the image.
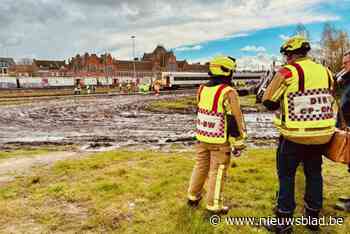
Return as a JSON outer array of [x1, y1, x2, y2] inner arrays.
[[0, 88, 198, 103]]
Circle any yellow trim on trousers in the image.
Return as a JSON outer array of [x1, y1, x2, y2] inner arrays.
[[209, 164, 225, 211]]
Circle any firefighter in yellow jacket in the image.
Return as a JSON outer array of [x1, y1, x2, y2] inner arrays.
[[262, 36, 336, 233], [187, 56, 247, 215]]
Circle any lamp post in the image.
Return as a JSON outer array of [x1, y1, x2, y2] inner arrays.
[[131, 35, 136, 82]]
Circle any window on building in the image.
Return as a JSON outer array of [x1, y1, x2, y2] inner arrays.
[[89, 65, 96, 72]]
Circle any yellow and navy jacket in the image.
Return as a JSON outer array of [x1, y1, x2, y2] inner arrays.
[[196, 82, 246, 148], [262, 57, 336, 144]]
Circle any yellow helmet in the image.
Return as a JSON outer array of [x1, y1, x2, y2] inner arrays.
[[280, 35, 311, 55], [209, 56, 236, 77]]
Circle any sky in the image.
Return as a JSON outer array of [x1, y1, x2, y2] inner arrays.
[[0, 0, 349, 70]]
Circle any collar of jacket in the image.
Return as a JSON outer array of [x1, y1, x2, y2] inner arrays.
[[205, 76, 232, 87], [288, 56, 310, 64]]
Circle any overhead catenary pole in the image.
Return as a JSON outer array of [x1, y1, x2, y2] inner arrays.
[[104, 50, 107, 87], [131, 35, 136, 82]]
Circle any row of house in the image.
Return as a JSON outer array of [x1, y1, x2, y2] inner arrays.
[[0, 45, 209, 78]]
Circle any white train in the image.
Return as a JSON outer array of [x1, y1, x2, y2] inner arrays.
[[0, 72, 264, 90], [160, 71, 265, 89], [161, 72, 210, 89], [0, 76, 18, 89]]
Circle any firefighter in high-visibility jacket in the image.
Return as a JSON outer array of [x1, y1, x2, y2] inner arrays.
[[153, 80, 161, 96], [187, 56, 247, 215], [262, 36, 336, 233]]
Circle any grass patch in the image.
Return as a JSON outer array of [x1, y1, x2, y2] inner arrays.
[[149, 96, 197, 112], [148, 94, 258, 113], [0, 149, 348, 233], [0, 145, 78, 160], [0, 87, 116, 99], [0, 148, 53, 160]]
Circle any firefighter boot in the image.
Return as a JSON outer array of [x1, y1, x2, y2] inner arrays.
[[205, 206, 230, 216], [203, 206, 230, 221], [187, 197, 202, 208], [304, 206, 320, 231], [335, 201, 350, 212], [338, 196, 350, 202], [264, 210, 293, 234]]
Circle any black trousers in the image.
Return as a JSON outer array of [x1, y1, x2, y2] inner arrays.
[[276, 136, 327, 213]]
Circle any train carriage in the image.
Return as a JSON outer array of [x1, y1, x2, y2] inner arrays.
[[161, 72, 210, 89], [47, 77, 75, 87], [0, 77, 18, 89], [98, 77, 113, 86], [19, 77, 49, 88], [83, 77, 98, 86], [160, 72, 265, 89]]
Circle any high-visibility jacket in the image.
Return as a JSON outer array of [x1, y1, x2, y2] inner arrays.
[[196, 84, 234, 144], [273, 59, 336, 138]]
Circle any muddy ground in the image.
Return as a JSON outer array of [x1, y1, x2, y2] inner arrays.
[[0, 93, 278, 151], [0, 92, 279, 183]]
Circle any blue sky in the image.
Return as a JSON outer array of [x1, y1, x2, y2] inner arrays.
[[174, 1, 350, 67]]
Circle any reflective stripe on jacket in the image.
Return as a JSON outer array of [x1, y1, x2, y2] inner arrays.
[[273, 59, 336, 139], [196, 84, 234, 144]]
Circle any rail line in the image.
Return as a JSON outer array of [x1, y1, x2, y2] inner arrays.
[[0, 88, 198, 103]]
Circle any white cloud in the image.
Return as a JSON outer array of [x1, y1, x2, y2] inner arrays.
[[0, 0, 339, 59], [187, 56, 212, 64], [279, 34, 290, 41], [91, 0, 339, 59], [241, 45, 266, 52], [237, 53, 282, 71], [190, 53, 283, 71], [219, 33, 250, 41], [175, 45, 202, 52]]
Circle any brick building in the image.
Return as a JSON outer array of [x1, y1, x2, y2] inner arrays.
[[114, 59, 154, 80], [141, 45, 208, 72], [10, 64, 36, 77], [141, 45, 178, 71], [176, 60, 209, 72], [33, 59, 68, 77], [8, 45, 208, 78], [68, 45, 208, 78], [68, 53, 114, 77]]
